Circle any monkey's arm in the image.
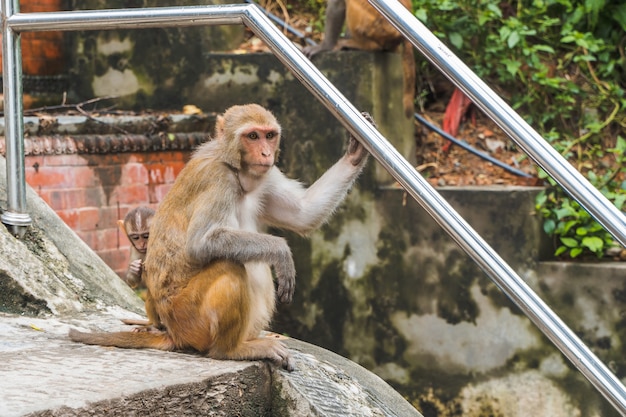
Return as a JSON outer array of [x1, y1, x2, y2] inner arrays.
[[186, 203, 295, 303], [262, 136, 368, 234], [304, 0, 346, 57], [123, 252, 143, 288]]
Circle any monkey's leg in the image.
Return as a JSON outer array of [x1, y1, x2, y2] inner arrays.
[[167, 260, 294, 370], [120, 292, 164, 331]]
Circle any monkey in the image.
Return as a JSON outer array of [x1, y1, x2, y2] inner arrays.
[[303, 0, 416, 119], [70, 104, 371, 371], [116, 206, 156, 328], [118, 206, 155, 298]]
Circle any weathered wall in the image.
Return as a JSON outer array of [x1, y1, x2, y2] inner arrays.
[[68, 46, 416, 185], [67, 0, 245, 109], [5, 51, 414, 278], [275, 185, 625, 417], [25, 150, 187, 276]]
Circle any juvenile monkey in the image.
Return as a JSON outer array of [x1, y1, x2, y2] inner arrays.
[[118, 206, 155, 296], [304, 0, 415, 118], [70, 104, 371, 371]]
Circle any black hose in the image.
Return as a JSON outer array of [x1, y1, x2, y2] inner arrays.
[[244, 0, 317, 46], [414, 113, 533, 178]]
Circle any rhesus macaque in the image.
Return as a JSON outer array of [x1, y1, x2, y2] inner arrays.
[[70, 104, 371, 371], [118, 206, 155, 299], [304, 0, 415, 118]]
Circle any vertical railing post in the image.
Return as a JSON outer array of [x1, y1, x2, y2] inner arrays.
[[1, 0, 31, 237]]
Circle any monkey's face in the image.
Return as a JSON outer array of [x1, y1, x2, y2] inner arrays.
[[129, 232, 150, 253], [239, 126, 280, 176]]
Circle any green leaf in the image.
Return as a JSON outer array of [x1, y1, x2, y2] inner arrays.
[[414, 8, 428, 23], [486, 3, 502, 18], [560, 237, 579, 247], [535, 191, 547, 207], [543, 219, 556, 234], [616, 136, 626, 153], [503, 59, 522, 77], [449, 32, 463, 49], [570, 247, 583, 258], [555, 206, 576, 220], [562, 220, 578, 234], [500, 26, 511, 41], [582, 236, 604, 253], [554, 246, 568, 256], [614, 194, 626, 210], [533, 44, 555, 54], [508, 31, 521, 48], [611, 4, 626, 31], [575, 227, 588, 236]]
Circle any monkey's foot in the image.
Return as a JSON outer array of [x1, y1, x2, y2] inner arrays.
[[130, 325, 164, 334], [212, 338, 295, 372]]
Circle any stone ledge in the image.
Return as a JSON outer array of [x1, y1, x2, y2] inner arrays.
[[0, 312, 421, 417]]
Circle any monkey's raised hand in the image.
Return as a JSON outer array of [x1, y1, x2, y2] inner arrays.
[[129, 259, 143, 276], [346, 112, 375, 166]]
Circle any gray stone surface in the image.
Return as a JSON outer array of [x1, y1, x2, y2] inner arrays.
[[0, 312, 272, 417], [0, 312, 422, 417]]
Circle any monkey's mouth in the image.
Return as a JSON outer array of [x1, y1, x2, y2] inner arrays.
[[251, 163, 273, 171]]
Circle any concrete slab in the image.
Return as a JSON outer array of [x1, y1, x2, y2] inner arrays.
[[1, 311, 422, 417]]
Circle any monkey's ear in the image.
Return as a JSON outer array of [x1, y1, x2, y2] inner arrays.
[[118, 219, 127, 234], [215, 115, 225, 139]]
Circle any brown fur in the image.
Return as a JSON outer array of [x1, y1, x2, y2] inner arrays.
[[70, 104, 370, 371]]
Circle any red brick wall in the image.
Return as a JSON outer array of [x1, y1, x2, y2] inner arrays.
[[25, 150, 190, 277]]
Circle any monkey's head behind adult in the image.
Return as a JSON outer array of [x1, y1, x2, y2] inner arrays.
[[216, 104, 282, 175], [119, 206, 155, 254]]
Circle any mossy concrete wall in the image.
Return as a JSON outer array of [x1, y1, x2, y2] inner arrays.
[[68, 30, 415, 185], [68, 0, 245, 109], [276, 184, 625, 417]]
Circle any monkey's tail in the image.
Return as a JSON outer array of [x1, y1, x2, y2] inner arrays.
[[402, 38, 416, 119], [69, 328, 176, 351]]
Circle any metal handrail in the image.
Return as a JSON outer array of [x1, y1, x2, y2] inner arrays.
[[368, 0, 626, 248], [1, 1, 625, 415]]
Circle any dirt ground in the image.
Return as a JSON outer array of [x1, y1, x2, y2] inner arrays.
[[413, 111, 540, 187]]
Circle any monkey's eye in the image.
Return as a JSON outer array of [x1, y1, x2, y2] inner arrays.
[[247, 132, 259, 140], [266, 132, 275, 139], [130, 235, 140, 241], [142, 233, 150, 239]]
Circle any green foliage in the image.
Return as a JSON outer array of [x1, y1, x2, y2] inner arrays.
[[535, 136, 626, 258], [413, 0, 626, 259]]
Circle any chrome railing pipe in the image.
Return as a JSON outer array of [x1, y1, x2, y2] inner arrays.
[[6, 5, 244, 31], [1, 0, 30, 237]]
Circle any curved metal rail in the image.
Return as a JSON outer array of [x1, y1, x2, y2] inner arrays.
[[1, 1, 625, 414]]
